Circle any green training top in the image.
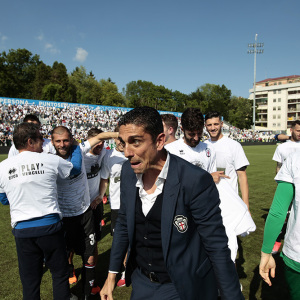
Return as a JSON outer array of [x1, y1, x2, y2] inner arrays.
[[261, 181, 300, 273]]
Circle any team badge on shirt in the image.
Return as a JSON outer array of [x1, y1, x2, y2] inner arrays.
[[179, 150, 185, 155], [173, 215, 188, 233], [205, 148, 211, 157]]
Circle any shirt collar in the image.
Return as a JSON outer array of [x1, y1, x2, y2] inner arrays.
[[136, 153, 170, 188]]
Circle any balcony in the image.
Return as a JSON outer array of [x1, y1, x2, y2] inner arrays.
[[288, 99, 300, 104]]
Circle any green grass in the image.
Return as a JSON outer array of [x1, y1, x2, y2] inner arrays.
[[0, 146, 290, 299]]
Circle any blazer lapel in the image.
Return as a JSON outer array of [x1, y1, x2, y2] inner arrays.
[[161, 154, 180, 260], [126, 173, 137, 247]]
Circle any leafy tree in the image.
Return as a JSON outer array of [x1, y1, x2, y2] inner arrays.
[[99, 79, 125, 107], [32, 62, 52, 99], [69, 66, 102, 104], [196, 83, 232, 119], [0, 48, 40, 98], [228, 96, 252, 129], [51, 61, 71, 101], [41, 83, 62, 101]]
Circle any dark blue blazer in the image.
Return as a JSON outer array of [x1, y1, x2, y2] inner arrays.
[[109, 153, 244, 300]]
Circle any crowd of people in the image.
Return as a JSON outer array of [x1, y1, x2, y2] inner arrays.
[[0, 103, 276, 147]]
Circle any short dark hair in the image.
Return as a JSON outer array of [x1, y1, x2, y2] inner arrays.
[[23, 114, 41, 125], [291, 120, 300, 128], [204, 111, 222, 122], [87, 128, 103, 139], [118, 106, 163, 142], [13, 123, 41, 150], [181, 108, 204, 131], [51, 126, 72, 139], [161, 114, 178, 132]]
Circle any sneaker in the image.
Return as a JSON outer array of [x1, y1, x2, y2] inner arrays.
[[91, 286, 101, 295], [272, 241, 281, 254], [69, 265, 77, 284], [117, 271, 126, 287], [101, 219, 105, 226], [103, 195, 108, 204]]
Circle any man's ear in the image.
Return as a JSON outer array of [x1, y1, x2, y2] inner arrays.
[[156, 132, 166, 150], [27, 138, 34, 148]]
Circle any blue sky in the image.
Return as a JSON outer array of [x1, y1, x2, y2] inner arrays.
[[1, 0, 299, 99]]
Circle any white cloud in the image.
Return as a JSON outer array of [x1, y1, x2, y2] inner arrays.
[[0, 33, 7, 42], [74, 47, 88, 63], [45, 43, 60, 54], [37, 33, 44, 41]]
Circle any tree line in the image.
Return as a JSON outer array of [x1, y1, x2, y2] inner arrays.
[[0, 48, 252, 128]]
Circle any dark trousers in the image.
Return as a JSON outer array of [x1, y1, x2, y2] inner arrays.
[[15, 229, 70, 300], [130, 268, 180, 300]]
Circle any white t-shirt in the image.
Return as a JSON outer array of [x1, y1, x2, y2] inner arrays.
[[205, 136, 249, 194], [272, 140, 300, 164], [0, 151, 73, 227], [166, 139, 255, 261], [8, 139, 56, 157], [82, 144, 106, 202], [165, 138, 216, 173], [56, 141, 91, 217], [275, 151, 300, 263], [101, 149, 127, 210]]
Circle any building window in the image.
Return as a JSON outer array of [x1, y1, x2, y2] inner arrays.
[[266, 83, 269, 86], [278, 98, 281, 102], [278, 90, 281, 94], [273, 90, 277, 94], [274, 82, 277, 85], [277, 123, 281, 127], [278, 115, 281, 119], [273, 99, 276, 102], [273, 115, 276, 119], [273, 107, 276, 111], [279, 82, 282, 85], [273, 123, 276, 127], [278, 106, 281, 110]]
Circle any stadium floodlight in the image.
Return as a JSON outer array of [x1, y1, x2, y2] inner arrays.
[[248, 34, 264, 131]]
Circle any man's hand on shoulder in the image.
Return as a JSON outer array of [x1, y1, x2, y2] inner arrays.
[[210, 171, 230, 183], [100, 273, 117, 300]]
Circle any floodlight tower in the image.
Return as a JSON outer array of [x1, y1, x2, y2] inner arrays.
[[248, 34, 264, 130]]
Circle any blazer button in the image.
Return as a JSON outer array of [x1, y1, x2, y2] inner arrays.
[[144, 236, 147, 239]]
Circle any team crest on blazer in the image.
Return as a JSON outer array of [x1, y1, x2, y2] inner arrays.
[[174, 215, 188, 233]]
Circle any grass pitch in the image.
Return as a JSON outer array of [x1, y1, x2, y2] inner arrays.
[[0, 145, 290, 299]]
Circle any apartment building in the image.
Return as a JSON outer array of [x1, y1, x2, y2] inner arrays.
[[249, 75, 300, 132]]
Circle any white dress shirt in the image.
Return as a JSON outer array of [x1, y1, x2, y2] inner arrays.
[[135, 153, 170, 216]]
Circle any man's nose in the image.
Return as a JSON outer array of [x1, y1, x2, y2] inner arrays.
[[123, 145, 134, 158]]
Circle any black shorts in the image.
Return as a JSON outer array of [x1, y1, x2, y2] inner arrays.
[[63, 207, 96, 257], [111, 209, 119, 236], [93, 202, 103, 242]]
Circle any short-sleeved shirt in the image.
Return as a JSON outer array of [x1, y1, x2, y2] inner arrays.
[[81, 143, 106, 202], [165, 138, 216, 173], [275, 151, 300, 263], [272, 140, 300, 164], [205, 136, 249, 194], [56, 141, 91, 217], [0, 151, 73, 227], [8, 139, 56, 157], [101, 149, 127, 209]]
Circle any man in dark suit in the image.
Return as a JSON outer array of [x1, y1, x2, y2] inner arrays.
[[100, 107, 244, 300]]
